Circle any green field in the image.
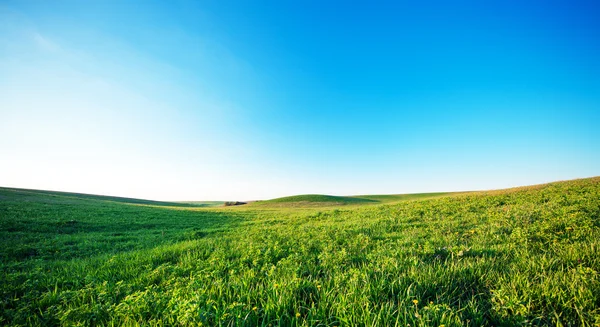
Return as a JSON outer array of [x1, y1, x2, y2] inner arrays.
[[251, 193, 453, 208], [1, 178, 599, 326]]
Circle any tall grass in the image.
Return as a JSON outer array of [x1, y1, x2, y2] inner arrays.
[[1, 178, 599, 326]]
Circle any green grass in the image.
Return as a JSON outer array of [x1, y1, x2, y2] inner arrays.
[[0, 187, 208, 208], [253, 192, 453, 208], [178, 201, 227, 208], [350, 192, 454, 204], [1, 178, 599, 326], [253, 194, 377, 207]]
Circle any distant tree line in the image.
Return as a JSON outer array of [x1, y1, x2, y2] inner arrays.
[[223, 201, 247, 206]]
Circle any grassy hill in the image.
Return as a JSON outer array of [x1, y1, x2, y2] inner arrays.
[[0, 187, 212, 208], [254, 192, 453, 207], [254, 194, 377, 207], [1, 177, 599, 326], [353, 192, 454, 203]]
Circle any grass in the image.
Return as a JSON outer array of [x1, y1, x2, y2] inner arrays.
[[179, 201, 227, 207], [252, 194, 378, 207], [252, 192, 453, 208], [1, 178, 599, 326], [350, 192, 454, 204], [0, 187, 208, 208]]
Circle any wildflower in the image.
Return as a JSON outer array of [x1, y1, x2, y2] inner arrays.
[[296, 312, 301, 318], [429, 301, 433, 305], [440, 325, 445, 327], [413, 299, 419, 305], [252, 307, 258, 311]]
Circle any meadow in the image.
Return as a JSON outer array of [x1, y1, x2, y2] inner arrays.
[[0, 178, 599, 326]]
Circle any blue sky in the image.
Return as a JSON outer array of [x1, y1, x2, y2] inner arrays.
[[1, 0, 599, 200]]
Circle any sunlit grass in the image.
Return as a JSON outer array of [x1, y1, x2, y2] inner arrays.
[[1, 178, 599, 326]]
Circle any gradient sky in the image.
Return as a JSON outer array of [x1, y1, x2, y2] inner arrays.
[[1, 0, 599, 201]]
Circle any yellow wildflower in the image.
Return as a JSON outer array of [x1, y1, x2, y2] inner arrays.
[[296, 312, 301, 318], [252, 307, 258, 311], [412, 299, 419, 305]]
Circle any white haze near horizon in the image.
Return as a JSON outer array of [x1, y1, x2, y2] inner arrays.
[[1, 6, 598, 201]]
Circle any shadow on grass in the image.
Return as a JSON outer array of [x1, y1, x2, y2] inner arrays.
[[0, 198, 245, 263], [420, 248, 502, 263], [371, 263, 519, 326]]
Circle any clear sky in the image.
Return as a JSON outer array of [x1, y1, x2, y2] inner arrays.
[[1, 0, 599, 201]]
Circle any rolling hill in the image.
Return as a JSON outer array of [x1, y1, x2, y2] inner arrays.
[[254, 192, 454, 207], [1, 177, 599, 326], [0, 187, 221, 208]]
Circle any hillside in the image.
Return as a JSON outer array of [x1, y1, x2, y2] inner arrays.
[[1, 177, 599, 326], [0, 187, 212, 208], [255, 192, 453, 207], [351, 192, 453, 203], [254, 194, 377, 206]]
